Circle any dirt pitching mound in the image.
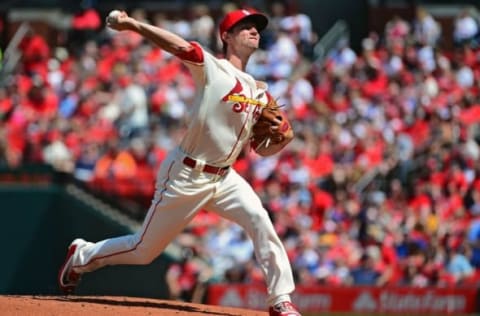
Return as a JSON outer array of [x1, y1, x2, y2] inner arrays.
[[1, 295, 268, 316]]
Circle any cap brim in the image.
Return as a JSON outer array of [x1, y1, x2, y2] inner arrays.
[[232, 13, 268, 32]]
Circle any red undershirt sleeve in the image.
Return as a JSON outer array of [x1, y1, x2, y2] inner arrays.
[[174, 41, 204, 64]]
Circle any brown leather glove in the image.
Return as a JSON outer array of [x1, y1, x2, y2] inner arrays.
[[251, 94, 291, 150]]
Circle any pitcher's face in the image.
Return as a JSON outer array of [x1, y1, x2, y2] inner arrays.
[[225, 20, 260, 52]]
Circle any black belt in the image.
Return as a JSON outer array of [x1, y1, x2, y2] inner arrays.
[[182, 157, 229, 176]]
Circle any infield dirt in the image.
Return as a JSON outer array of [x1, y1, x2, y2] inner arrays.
[[0, 295, 268, 316]]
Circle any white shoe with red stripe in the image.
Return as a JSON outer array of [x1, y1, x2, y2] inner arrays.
[[58, 238, 87, 294], [269, 301, 302, 316]]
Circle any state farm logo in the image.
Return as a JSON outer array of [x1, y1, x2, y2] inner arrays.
[[378, 291, 466, 312], [219, 289, 243, 307], [352, 290, 468, 313], [353, 291, 377, 311]]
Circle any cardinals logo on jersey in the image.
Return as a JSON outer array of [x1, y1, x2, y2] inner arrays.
[[222, 78, 263, 118]]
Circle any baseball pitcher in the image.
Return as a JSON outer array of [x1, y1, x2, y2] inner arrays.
[[59, 8, 301, 316]]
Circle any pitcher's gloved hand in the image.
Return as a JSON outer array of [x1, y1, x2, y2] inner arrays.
[[251, 93, 291, 150]]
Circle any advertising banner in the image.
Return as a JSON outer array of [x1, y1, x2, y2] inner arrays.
[[208, 284, 478, 314]]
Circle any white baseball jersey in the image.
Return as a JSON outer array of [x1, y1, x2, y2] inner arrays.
[[179, 42, 267, 167]]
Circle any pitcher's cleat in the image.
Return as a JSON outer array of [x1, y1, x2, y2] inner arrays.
[[58, 238, 87, 294], [269, 301, 302, 316]]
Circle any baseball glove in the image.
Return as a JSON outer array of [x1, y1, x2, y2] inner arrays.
[[251, 94, 291, 150]]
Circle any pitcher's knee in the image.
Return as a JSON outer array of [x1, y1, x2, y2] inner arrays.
[[249, 212, 276, 233], [259, 211, 274, 225], [133, 249, 158, 265], [137, 254, 157, 265], [131, 241, 164, 265]]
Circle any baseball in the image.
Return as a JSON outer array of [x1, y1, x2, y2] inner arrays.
[[106, 10, 121, 24]]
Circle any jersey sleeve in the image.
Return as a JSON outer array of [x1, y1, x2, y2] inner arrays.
[[175, 42, 223, 91], [175, 41, 206, 87], [174, 41, 204, 64]]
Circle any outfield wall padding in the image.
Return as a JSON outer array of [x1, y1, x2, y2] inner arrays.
[[0, 183, 172, 298]]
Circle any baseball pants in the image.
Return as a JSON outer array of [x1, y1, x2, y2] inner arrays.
[[70, 147, 295, 303]]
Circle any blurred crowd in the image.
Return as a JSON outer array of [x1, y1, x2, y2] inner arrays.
[[1, 1, 480, 302]]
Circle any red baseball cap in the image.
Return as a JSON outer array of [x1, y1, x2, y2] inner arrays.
[[219, 8, 268, 37]]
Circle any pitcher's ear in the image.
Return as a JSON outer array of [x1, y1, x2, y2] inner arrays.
[[221, 31, 229, 43]]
